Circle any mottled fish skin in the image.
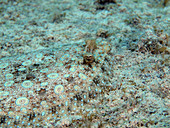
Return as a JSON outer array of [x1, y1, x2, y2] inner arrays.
[[0, 41, 111, 127]]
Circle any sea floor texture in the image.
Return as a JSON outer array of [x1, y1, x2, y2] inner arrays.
[[0, 0, 169, 127]]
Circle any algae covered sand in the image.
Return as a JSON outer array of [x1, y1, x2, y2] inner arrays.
[[0, 0, 169, 127]]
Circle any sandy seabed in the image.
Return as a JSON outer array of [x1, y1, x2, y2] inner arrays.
[[0, 0, 169, 127]]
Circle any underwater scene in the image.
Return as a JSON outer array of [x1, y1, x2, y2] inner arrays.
[[0, 0, 169, 127]]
